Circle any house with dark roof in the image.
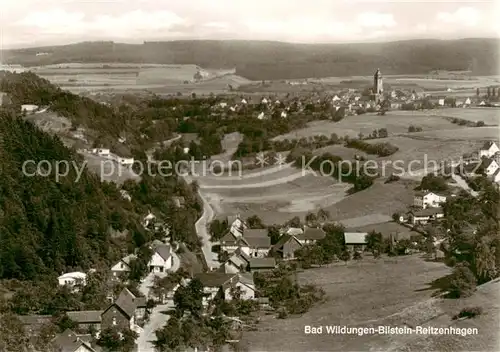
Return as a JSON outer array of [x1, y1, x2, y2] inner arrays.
[[220, 231, 240, 253], [51, 329, 96, 352], [481, 158, 499, 176], [271, 234, 303, 260], [240, 229, 271, 257], [219, 248, 251, 274], [66, 310, 102, 333], [101, 288, 146, 332], [479, 141, 499, 158], [110, 254, 136, 278], [248, 257, 277, 272], [408, 207, 444, 225], [296, 226, 326, 244], [147, 243, 173, 273], [194, 272, 256, 305]]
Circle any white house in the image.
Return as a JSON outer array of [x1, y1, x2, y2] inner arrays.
[[120, 190, 132, 201], [239, 229, 271, 258], [257, 112, 265, 120], [261, 98, 268, 104], [281, 111, 287, 118], [148, 244, 173, 273], [438, 99, 445, 106], [183, 147, 190, 154], [117, 157, 134, 166], [21, 104, 38, 113], [413, 191, 447, 209], [228, 214, 247, 237], [490, 169, 500, 184], [332, 95, 341, 102], [241, 99, 247, 104], [479, 141, 499, 158], [91, 148, 110, 157], [58, 272, 87, 289], [224, 274, 256, 301], [482, 159, 499, 176], [111, 254, 137, 277], [464, 98, 471, 106], [142, 211, 156, 228], [219, 102, 227, 108]]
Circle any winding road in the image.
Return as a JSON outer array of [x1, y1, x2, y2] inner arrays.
[[195, 191, 220, 270]]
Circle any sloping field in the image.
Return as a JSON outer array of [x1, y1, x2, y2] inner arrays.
[[273, 111, 464, 140], [242, 255, 454, 352], [430, 108, 500, 126], [324, 179, 417, 224]]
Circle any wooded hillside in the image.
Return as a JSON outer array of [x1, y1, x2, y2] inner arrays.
[[2, 38, 499, 79]]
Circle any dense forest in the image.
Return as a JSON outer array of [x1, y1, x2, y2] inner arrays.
[[2, 39, 499, 79], [0, 111, 142, 280]]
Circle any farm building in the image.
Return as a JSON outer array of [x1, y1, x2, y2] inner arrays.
[[344, 232, 368, 252], [66, 310, 102, 332], [21, 104, 38, 113], [272, 234, 303, 260], [413, 191, 447, 209], [248, 257, 277, 272], [51, 329, 96, 352], [408, 208, 444, 225]]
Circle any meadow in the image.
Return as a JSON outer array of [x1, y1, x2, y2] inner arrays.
[[33, 63, 250, 94], [272, 110, 466, 140], [241, 255, 455, 352]]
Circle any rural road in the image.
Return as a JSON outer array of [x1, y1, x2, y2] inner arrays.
[[195, 190, 220, 270], [136, 251, 180, 352], [451, 173, 479, 197], [136, 301, 174, 352], [138, 251, 180, 298]]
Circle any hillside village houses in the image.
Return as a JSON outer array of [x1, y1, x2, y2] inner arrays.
[[193, 272, 257, 307], [50, 329, 97, 352], [58, 271, 88, 290], [272, 226, 327, 260], [343, 232, 369, 252], [147, 240, 174, 273], [413, 191, 447, 209], [479, 141, 499, 158]]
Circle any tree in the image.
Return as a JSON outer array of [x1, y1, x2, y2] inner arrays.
[[366, 231, 383, 257], [246, 215, 265, 229], [305, 212, 318, 226], [448, 263, 477, 298], [97, 327, 138, 352], [476, 87, 480, 96], [339, 250, 351, 263], [317, 208, 330, 223], [173, 278, 205, 318]]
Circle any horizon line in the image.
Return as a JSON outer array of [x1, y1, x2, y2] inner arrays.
[[2, 36, 499, 51]]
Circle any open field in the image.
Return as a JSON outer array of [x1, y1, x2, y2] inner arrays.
[[273, 110, 465, 140], [240, 74, 500, 94], [429, 108, 500, 126], [242, 255, 457, 351], [32, 63, 251, 94]]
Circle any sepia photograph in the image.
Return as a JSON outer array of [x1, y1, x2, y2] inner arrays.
[[0, 1, 499, 351]]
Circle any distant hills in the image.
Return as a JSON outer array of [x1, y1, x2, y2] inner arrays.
[[2, 38, 499, 80]]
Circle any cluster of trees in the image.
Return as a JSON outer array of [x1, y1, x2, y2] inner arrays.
[[441, 181, 500, 297], [344, 139, 398, 157], [359, 128, 388, 140], [153, 278, 238, 351], [417, 173, 449, 193], [408, 125, 423, 133], [254, 265, 325, 317]]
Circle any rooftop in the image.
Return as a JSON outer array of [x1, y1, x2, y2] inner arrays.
[[344, 232, 368, 245]]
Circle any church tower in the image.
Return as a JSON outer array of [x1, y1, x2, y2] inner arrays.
[[373, 68, 383, 101]]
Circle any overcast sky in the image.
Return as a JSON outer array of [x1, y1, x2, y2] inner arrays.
[[1, 0, 499, 48]]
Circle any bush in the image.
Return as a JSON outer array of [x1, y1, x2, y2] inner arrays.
[[277, 307, 288, 319], [385, 174, 400, 183], [452, 306, 483, 320], [448, 263, 477, 298], [353, 251, 362, 260]]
